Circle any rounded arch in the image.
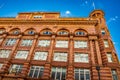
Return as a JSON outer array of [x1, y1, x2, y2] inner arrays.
[[74, 28, 88, 36], [24, 28, 37, 35], [40, 28, 53, 35], [9, 28, 21, 35], [0, 28, 6, 34], [56, 28, 70, 35]]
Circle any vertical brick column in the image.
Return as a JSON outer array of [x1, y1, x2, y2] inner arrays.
[[21, 34, 38, 77], [90, 40, 95, 65], [0, 34, 22, 73], [0, 34, 7, 46], [42, 34, 55, 80], [95, 40, 102, 65], [66, 35, 74, 80]]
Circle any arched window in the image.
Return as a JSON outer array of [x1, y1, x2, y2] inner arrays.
[[9, 28, 20, 35], [0, 28, 6, 34], [43, 31, 52, 35], [101, 29, 106, 35], [57, 30, 69, 35], [28, 30, 35, 35], [75, 31, 85, 36], [24, 28, 36, 35]]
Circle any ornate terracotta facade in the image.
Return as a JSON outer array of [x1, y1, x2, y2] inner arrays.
[[0, 10, 120, 80]]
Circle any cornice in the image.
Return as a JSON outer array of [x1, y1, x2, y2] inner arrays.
[[0, 19, 98, 25]]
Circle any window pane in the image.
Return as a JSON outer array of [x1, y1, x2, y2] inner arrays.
[[38, 40, 50, 47], [112, 70, 118, 80], [34, 51, 48, 60], [54, 52, 67, 62], [104, 40, 109, 48], [0, 63, 3, 69], [28, 66, 44, 78], [74, 41, 87, 48], [21, 39, 33, 46], [9, 64, 23, 74], [51, 67, 66, 80], [0, 50, 11, 58], [15, 51, 29, 59], [56, 40, 68, 48], [74, 69, 90, 80], [74, 53, 89, 63], [107, 53, 113, 62], [4, 38, 17, 46]]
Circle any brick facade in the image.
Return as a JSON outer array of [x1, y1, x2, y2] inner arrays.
[[0, 10, 120, 80]]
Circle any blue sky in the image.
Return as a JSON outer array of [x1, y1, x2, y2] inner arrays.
[[0, 0, 120, 60]]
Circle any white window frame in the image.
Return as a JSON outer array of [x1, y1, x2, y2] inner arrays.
[[0, 50, 11, 58], [74, 53, 89, 63], [21, 39, 33, 46], [107, 53, 113, 62], [28, 66, 44, 78], [0, 63, 3, 69], [104, 40, 109, 48], [34, 51, 48, 60], [5, 38, 17, 46], [74, 69, 90, 80], [53, 52, 67, 62], [15, 50, 29, 59], [38, 40, 50, 47], [51, 67, 66, 80], [111, 70, 118, 80], [58, 31, 68, 35], [74, 40, 87, 48], [9, 64, 23, 74], [55, 40, 68, 48]]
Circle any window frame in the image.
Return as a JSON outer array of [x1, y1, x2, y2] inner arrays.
[[37, 40, 50, 47], [9, 64, 23, 74], [15, 50, 29, 59], [28, 66, 44, 78], [4, 38, 17, 46], [33, 51, 48, 60], [0, 49, 11, 58], [74, 53, 89, 63], [51, 67, 66, 80], [53, 52, 68, 62], [74, 68, 90, 80], [74, 40, 87, 48], [55, 40, 68, 48], [20, 39, 33, 46]]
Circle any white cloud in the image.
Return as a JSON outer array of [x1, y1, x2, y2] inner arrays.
[[107, 16, 119, 24], [65, 10, 71, 15]]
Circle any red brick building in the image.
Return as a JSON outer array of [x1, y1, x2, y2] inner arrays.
[[0, 10, 120, 80]]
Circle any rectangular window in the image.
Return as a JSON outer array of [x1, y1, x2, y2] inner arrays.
[[38, 40, 50, 47], [21, 39, 33, 46], [15, 50, 29, 59], [4, 38, 17, 46], [9, 64, 23, 74], [28, 66, 44, 78], [111, 70, 118, 80], [107, 53, 113, 62], [74, 41, 87, 48], [74, 53, 89, 63], [0, 50, 11, 58], [53, 52, 67, 62], [0, 63, 3, 69], [56, 40, 68, 48], [104, 40, 109, 48], [34, 51, 48, 60], [51, 67, 66, 80], [74, 69, 90, 80]]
